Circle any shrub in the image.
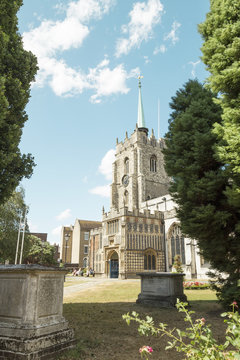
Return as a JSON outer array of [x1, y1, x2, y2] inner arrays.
[[183, 281, 210, 290], [172, 254, 183, 273], [123, 300, 240, 359]]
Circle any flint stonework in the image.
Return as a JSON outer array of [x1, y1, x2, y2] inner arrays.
[[0, 265, 75, 359]]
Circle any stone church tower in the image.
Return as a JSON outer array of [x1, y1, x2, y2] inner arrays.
[[89, 78, 169, 279], [111, 78, 169, 212]]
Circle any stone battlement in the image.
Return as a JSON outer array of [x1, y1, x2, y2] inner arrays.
[[115, 126, 165, 155], [102, 206, 164, 221]]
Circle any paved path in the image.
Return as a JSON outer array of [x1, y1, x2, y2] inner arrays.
[[63, 277, 138, 297]]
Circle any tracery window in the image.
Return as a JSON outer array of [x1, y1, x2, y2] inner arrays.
[[169, 224, 185, 265], [150, 155, 157, 172], [144, 250, 156, 270]]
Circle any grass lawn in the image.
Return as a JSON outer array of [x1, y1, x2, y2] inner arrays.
[[59, 280, 226, 360]]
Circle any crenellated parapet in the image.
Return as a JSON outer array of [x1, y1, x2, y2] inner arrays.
[[102, 205, 164, 222], [115, 126, 166, 155]]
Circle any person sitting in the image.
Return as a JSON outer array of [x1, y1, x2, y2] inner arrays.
[[89, 268, 95, 277]]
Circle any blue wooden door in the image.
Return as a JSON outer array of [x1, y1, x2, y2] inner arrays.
[[110, 259, 119, 278]]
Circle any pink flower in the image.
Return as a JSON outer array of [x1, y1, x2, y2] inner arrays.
[[232, 301, 239, 308], [200, 318, 206, 325], [139, 346, 153, 354]]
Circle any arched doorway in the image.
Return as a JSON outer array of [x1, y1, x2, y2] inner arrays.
[[109, 251, 119, 278]]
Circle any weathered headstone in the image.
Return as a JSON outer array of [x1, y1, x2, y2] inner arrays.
[[0, 265, 75, 359], [136, 272, 187, 307]]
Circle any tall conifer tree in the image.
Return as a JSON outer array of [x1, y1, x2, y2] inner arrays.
[[199, 0, 240, 209], [164, 80, 240, 308], [0, 0, 38, 204]]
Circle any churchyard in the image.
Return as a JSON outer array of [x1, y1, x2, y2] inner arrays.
[[59, 277, 226, 360]]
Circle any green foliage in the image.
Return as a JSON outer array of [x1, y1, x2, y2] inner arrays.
[[172, 254, 183, 273], [0, 187, 30, 263], [0, 0, 38, 205], [208, 271, 240, 311], [25, 235, 58, 266], [123, 300, 240, 359], [199, 0, 240, 216], [163, 79, 240, 308]]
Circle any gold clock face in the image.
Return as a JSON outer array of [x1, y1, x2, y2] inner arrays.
[[122, 175, 129, 187]]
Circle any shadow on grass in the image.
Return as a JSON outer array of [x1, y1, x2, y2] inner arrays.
[[57, 299, 226, 360]]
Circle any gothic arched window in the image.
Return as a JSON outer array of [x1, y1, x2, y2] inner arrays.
[[168, 224, 185, 265], [150, 155, 157, 172], [124, 190, 129, 206], [144, 250, 156, 270], [124, 157, 129, 174]]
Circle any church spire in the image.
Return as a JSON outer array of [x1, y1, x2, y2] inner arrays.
[[137, 76, 148, 135]]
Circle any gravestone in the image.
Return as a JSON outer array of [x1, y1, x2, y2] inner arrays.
[[136, 272, 187, 307], [0, 265, 75, 359]]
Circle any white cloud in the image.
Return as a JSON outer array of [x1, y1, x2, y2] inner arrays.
[[89, 63, 139, 103], [89, 148, 115, 198], [23, 18, 89, 58], [35, 56, 138, 100], [89, 185, 111, 197], [164, 21, 181, 45], [153, 44, 166, 55], [115, 0, 164, 57], [56, 209, 72, 221], [23, 0, 137, 102], [98, 149, 115, 180], [189, 60, 200, 77], [52, 226, 63, 236], [144, 55, 151, 64], [23, 0, 114, 58]]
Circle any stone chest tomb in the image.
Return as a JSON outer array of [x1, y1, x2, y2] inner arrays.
[[0, 265, 75, 359], [136, 272, 187, 307]]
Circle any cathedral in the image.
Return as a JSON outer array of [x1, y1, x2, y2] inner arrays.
[[61, 79, 210, 279]]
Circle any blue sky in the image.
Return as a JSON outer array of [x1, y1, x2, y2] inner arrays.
[[18, 0, 210, 245]]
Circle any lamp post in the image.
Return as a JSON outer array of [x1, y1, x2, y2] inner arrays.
[[64, 233, 70, 264]]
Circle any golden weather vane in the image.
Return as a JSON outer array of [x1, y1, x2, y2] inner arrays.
[[138, 74, 143, 88]]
